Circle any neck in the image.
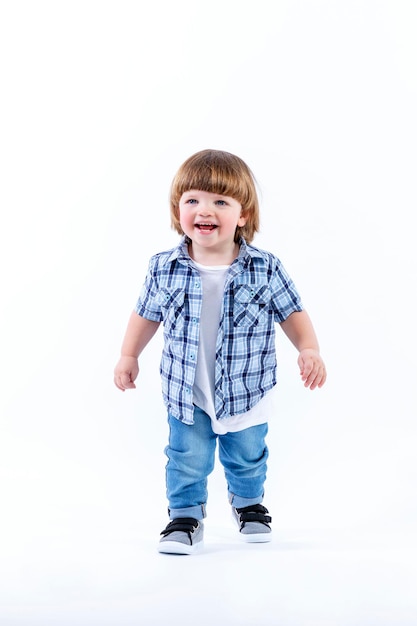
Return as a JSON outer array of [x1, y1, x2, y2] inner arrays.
[[188, 241, 239, 266]]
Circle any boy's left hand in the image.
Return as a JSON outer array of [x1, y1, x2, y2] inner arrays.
[[297, 349, 327, 390]]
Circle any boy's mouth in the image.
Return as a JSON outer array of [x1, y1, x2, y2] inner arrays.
[[195, 223, 218, 232]]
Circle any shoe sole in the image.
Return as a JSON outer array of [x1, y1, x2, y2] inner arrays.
[[239, 532, 272, 543], [158, 540, 203, 555]]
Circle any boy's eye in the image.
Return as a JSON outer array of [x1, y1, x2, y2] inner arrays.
[[215, 200, 226, 206], [187, 199, 198, 204]]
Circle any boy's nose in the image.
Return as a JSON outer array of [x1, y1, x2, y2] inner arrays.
[[199, 199, 214, 211], [198, 205, 212, 215]]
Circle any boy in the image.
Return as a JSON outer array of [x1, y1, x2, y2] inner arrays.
[[114, 149, 326, 554]]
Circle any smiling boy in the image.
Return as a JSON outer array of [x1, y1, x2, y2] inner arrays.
[[114, 149, 326, 554]]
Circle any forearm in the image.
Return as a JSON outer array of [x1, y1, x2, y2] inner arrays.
[[280, 310, 320, 353], [121, 311, 160, 357], [280, 310, 326, 389], [114, 312, 160, 391]]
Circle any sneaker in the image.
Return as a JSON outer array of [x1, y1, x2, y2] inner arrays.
[[158, 517, 204, 555], [232, 504, 272, 543]]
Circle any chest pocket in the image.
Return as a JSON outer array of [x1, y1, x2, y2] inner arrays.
[[233, 284, 270, 327], [158, 288, 186, 333]]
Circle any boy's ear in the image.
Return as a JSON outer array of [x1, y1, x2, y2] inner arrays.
[[238, 212, 247, 227]]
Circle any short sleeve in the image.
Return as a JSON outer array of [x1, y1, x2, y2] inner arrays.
[[135, 256, 163, 322], [268, 256, 303, 322]]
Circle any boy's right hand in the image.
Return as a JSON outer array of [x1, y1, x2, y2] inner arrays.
[[114, 356, 139, 391]]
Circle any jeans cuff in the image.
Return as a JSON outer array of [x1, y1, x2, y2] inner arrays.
[[168, 504, 206, 520], [228, 492, 264, 509]]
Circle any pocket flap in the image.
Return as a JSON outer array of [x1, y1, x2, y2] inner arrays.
[[158, 288, 185, 308], [234, 284, 270, 305]]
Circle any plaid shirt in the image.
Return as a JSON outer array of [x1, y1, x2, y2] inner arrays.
[[135, 237, 303, 425]]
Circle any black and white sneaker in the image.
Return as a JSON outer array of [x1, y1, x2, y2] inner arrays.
[[158, 517, 204, 555], [232, 504, 272, 543]]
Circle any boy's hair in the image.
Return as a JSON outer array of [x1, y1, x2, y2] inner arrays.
[[170, 149, 260, 244]]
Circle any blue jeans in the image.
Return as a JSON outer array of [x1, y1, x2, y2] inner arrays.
[[165, 406, 269, 520]]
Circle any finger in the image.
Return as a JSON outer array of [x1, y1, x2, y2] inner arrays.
[[306, 366, 326, 390], [300, 359, 314, 381], [317, 368, 327, 388], [114, 373, 133, 390], [300, 361, 316, 386], [121, 373, 136, 389], [114, 376, 126, 391]]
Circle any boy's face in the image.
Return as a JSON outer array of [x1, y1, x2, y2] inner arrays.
[[178, 189, 246, 258]]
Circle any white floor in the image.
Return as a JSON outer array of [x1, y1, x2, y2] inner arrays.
[[1, 495, 416, 626]]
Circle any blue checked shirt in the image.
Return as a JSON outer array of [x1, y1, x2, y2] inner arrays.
[[135, 237, 303, 425]]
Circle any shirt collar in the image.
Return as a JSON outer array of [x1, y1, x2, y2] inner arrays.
[[165, 236, 191, 265]]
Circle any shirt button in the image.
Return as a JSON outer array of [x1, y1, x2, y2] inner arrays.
[[194, 280, 200, 288], [192, 317, 197, 324], [185, 387, 191, 394], [189, 353, 195, 360]]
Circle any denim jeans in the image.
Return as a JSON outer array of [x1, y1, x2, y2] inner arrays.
[[165, 406, 269, 520]]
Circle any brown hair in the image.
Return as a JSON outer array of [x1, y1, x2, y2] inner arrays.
[[170, 149, 260, 244]]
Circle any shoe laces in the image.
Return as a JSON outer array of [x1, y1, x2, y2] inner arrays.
[[236, 504, 272, 529], [160, 517, 199, 540]]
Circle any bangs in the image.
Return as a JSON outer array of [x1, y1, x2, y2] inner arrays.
[[171, 150, 255, 207], [174, 161, 250, 205]]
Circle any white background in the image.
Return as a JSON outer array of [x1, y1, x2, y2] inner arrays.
[[1, 1, 416, 624]]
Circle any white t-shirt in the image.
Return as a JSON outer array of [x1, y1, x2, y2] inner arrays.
[[192, 261, 276, 435]]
